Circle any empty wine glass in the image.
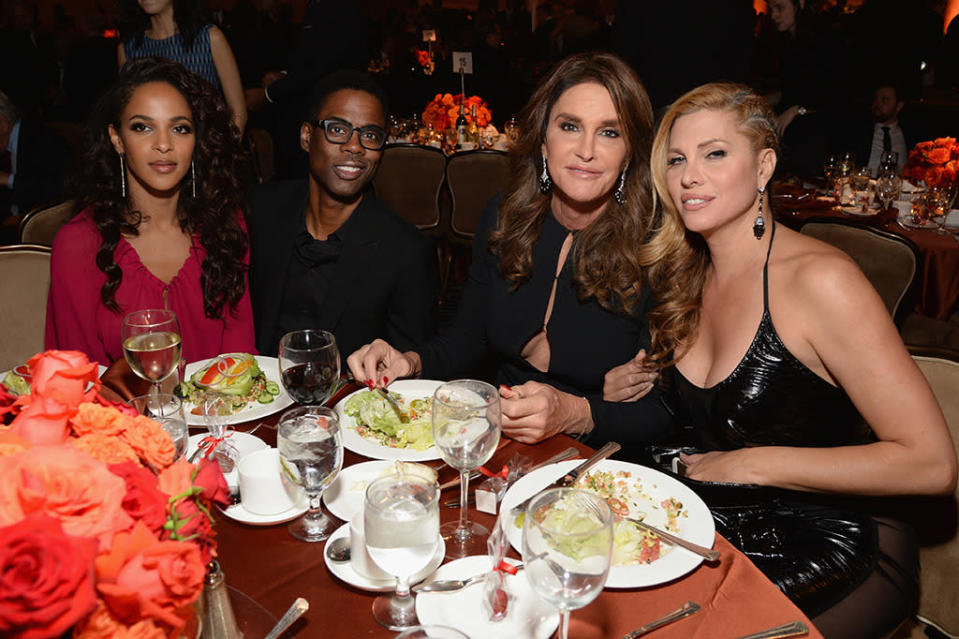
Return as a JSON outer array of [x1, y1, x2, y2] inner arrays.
[[121, 309, 181, 397], [876, 175, 902, 210], [128, 393, 188, 460], [278, 330, 340, 405], [278, 405, 343, 542], [431, 379, 501, 558], [365, 473, 440, 630], [878, 151, 899, 178], [522, 488, 613, 639], [394, 626, 468, 639]]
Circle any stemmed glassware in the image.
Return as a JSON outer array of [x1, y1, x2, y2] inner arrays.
[[364, 473, 440, 630], [927, 182, 957, 235], [128, 393, 188, 460], [876, 174, 902, 210], [522, 488, 613, 639], [837, 152, 856, 179], [121, 309, 181, 397], [277, 405, 343, 542], [504, 117, 519, 147], [278, 330, 340, 405], [431, 379, 501, 557], [823, 153, 840, 194]]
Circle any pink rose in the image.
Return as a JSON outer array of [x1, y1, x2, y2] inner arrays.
[[27, 350, 100, 408], [8, 394, 75, 445]]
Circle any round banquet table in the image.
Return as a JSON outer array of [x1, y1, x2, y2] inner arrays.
[[207, 383, 824, 639]]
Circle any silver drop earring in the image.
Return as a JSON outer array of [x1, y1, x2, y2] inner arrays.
[[539, 156, 552, 194], [753, 186, 766, 239], [119, 154, 127, 198], [191, 160, 197, 198], [614, 167, 627, 205]]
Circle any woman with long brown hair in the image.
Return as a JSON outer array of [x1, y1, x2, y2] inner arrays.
[[348, 51, 668, 448]]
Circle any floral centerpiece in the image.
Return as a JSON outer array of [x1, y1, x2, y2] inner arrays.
[[902, 137, 959, 188], [0, 350, 230, 639], [422, 93, 492, 133], [415, 49, 434, 75]]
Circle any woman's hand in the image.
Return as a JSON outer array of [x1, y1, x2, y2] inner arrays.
[[500, 381, 591, 444], [100, 357, 149, 402], [346, 339, 421, 388], [775, 105, 801, 137], [681, 449, 758, 484], [603, 349, 658, 402]]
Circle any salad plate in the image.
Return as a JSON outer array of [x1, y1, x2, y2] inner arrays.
[[181, 355, 293, 426], [323, 523, 445, 592], [323, 460, 397, 522], [416, 555, 559, 639], [500, 459, 715, 589], [334, 379, 443, 461], [1, 364, 108, 396]]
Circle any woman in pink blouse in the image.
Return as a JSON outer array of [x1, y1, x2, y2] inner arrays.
[[46, 57, 255, 366]]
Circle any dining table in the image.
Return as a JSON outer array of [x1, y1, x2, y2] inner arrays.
[[206, 381, 825, 639], [771, 181, 959, 321]]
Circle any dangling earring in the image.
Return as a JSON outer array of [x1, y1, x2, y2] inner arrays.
[[614, 166, 627, 205], [119, 154, 127, 199], [191, 161, 197, 198], [753, 186, 766, 239], [539, 156, 552, 194]]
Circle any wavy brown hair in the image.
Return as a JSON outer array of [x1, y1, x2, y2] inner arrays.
[[70, 57, 249, 319], [645, 82, 779, 367], [488, 52, 657, 315]]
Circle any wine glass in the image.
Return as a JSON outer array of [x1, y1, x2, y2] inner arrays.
[[431, 379, 501, 557], [121, 309, 181, 397], [878, 151, 899, 178], [838, 152, 856, 178], [278, 330, 340, 405], [927, 183, 957, 235], [504, 117, 519, 147], [128, 393, 188, 460], [522, 488, 613, 639], [876, 175, 902, 210], [365, 473, 440, 630], [822, 153, 839, 193], [394, 626, 468, 639], [278, 405, 343, 542]]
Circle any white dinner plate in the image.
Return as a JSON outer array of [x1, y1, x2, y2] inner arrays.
[[182, 355, 293, 426], [323, 460, 397, 522], [500, 460, 715, 589], [334, 379, 443, 461], [897, 213, 939, 230], [841, 205, 879, 216], [416, 555, 559, 639], [323, 523, 445, 592], [219, 493, 309, 526]]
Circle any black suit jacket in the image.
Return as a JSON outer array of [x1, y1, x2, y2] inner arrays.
[[248, 180, 438, 359], [8, 121, 71, 215]]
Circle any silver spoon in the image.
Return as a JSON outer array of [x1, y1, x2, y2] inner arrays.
[[326, 537, 351, 562], [264, 597, 309, 639]]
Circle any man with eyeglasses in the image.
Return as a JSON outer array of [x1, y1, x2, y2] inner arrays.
[[248, 70, 438, 358]]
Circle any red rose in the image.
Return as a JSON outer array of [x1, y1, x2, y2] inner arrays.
[[0, 513, 98, 639], [192, 458, 230, 507], [166, 499, 216, 566], [109, 462, 169, 535]]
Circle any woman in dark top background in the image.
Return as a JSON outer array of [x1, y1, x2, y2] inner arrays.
[[348, 51, 668, 450], [618, 82, 955, 638]]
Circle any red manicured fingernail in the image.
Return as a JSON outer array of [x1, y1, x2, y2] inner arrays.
[[383, 376, 389, 385], [500, 385, 511, 391], [366, 380, 374, 390]]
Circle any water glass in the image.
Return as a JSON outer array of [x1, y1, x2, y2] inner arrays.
[[278, 405, 343, 542], [431, 379, 501, 558], [365, 473, 440, 630], [121, 309, 181, 396], [522, 488, 613, 639], [278, 330, 340, 405], [127, 393, 188, 460]]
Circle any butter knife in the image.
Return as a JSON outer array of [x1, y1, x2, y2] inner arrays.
[[733, 621, 809, 639], [621, 601, 701, 639], [625, 517, 721, 562], [509, 441, 621, 516], [374, 387, 405, 419]]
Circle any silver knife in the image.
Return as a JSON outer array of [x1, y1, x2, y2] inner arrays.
[[509, 441, 621, 516], [621, 601, 700, 639], [733, 621, 809, 639], [625, 517, 721, 562], [443, 446, 580, 508]]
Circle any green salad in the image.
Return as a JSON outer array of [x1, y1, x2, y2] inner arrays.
[[175, 353, 280, 415], [343, 389, 433, 450]]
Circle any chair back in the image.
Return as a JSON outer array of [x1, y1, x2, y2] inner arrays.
[[245, 128, 275, 184], [373, 144, 446, 230], [446, 149, 509, 240], [18, 200, 76, 246], [908, 348, 959, 638], [800, 220, 918, 320], [0, 245, 51, 371]]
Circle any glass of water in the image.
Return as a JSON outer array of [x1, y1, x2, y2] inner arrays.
[[431, 379, 501, 558], [127, 393, 188, 460], [522, 488, 613, 639], [365, 473, 440, 630], [278, 405, 343, 542]]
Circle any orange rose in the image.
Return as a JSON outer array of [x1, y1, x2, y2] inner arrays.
[[0, 431, 30, 457], [122, 416, 175, 470], [926, 166, 944, 186], [96, 522, 204, 629], [933, 137, 955, 147], [917, 140, 935, 152], [9, 393, 76, 445], [74, 599, 172, 639], [928, 147, 951, 165], [157, 458, 196, 499], [28, 350, 100, 408], [0, 446, 132, 548], [71, 402, 131, 437], [73, 433, 141, 466]]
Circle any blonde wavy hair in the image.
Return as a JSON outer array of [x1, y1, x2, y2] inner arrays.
[[645, 82, 779, 367]]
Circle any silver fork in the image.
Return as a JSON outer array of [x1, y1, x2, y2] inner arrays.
[[621, 601, 701, 639]]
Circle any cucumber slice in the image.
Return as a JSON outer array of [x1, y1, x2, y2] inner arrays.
[[257, 391, 274, 404], [265, 381, 280, 395]]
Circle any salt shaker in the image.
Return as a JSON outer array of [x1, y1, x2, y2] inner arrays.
[[201, 560, 242, 639]]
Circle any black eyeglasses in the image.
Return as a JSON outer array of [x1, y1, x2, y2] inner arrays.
[[310, 118, 387, 150]]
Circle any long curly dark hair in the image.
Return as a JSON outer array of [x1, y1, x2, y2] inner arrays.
[[120, 0, 209, 50], [488, 52, 658, 316], [70, 56, 249, 319]]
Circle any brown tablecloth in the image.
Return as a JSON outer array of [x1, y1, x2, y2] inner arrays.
[[212, 393, 823, 639], [775, 195, 959, 320]]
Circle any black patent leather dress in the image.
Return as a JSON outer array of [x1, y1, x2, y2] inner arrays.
[[658, 224, 917, 636]]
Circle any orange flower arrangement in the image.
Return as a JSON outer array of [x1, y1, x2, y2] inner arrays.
[[422, 93, 492, 133], [0, 351, 229, 639], [902, 137, 959, 188]]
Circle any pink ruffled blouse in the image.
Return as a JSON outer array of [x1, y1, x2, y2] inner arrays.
[[45, 208, 256, 367]]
